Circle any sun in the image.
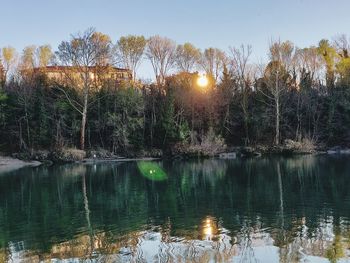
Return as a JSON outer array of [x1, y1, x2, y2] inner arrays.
[[197, 74, 209, 88]]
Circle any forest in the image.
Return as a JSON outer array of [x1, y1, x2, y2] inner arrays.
[[0, 28, 350, 158]]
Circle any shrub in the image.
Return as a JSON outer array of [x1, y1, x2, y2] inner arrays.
[[173, 128, 226, 157], [51, 148, 86, 162], [284, 137, 316, 153]]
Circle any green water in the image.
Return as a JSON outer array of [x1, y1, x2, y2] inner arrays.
[[1, 155, 350, 262]]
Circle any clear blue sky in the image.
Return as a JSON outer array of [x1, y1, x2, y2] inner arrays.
[[0, 0, 349, 79]]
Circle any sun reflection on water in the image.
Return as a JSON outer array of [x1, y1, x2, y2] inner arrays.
[[201, 216, 218, 241]]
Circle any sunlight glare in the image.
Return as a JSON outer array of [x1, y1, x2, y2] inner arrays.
[[197, 74, 209, 88]]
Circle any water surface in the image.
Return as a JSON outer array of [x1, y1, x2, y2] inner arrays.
[[1, 155, 350, 262]]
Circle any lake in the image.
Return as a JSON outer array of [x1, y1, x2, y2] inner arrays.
[[1, 155, 350, 262]]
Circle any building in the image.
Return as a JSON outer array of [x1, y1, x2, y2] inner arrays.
[[33, 65, 132, 88]]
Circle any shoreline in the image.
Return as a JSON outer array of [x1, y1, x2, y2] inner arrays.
[[0, 156, 41, 174], [81, 157, 161, 163], [1, 145, 349, 174]]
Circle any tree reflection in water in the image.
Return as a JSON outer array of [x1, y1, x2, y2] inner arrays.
[[0, 156, 350, 262]]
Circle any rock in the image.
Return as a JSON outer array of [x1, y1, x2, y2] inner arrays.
[[41, 159, 54, 166], [146, 149, 163, 158], [219, 152, 237, 159], [119, 247, 132, 255], [327, 150, 337, 154], [328, 146, 342, 152], [327, 146, 350, 154], [240, 147, 261, 157]]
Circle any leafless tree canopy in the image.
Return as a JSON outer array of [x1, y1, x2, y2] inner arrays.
[[175, 42, 201, 73], [57, 28, 112, 69], [200, 48, 226, 82], [229, 45, 253, 89], [146, 35, 176, 85], [333, 34, 350, 58], [115, 35, 147, 81], [295, 47, 322, 83]]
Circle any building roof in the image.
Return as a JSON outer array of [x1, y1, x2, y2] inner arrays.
[[33, 65, 131, 72]]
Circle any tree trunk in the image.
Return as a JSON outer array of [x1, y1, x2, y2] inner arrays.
[[277, 161, 285, 247], [295, 94, 301, 141], [243, 95, 249, 145], [275, 71, 280, 146], [275, 96, 280, 146], [241, 85, 250, 146], [80, 92, 88, 150], [82, 172, 94, 254]]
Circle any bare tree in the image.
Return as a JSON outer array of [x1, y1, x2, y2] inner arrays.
[[333, 34, 349, 58], [56, 28, 112, 150], [229, 44, 253, 145], [200, 48, 226, 82], [259, 40, 295, 145], [294, 47, 323, 140], [295, 47, 322, 83], [175, 42, 201, 72], [115, 35, 147, 81], [146, 35, 176, 85]]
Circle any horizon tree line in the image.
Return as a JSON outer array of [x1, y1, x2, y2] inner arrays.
[[0, 28, 350, 154]]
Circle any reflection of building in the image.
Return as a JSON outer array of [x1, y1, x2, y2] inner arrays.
[[33, 66, 132, 87], [6, 218, 350, 262]]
